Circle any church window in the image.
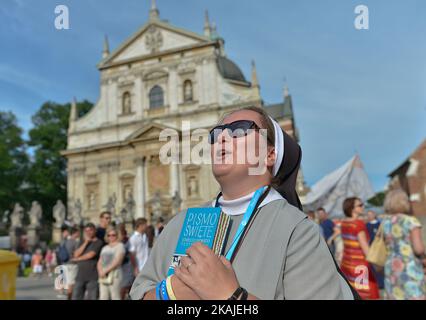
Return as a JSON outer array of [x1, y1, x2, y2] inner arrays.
[[183, 80, 193, 103], [149, 85, 164, 109]]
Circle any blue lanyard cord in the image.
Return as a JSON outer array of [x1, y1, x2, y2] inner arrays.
[[215, 186, 268, 261]]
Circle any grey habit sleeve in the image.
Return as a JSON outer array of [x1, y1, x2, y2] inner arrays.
[[283, 218, 354, 300], [129, 212, 185, 300]]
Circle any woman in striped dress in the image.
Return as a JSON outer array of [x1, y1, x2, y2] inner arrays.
[[340, 197, 380, 299]]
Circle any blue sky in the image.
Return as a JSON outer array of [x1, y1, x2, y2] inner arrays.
[[1, 0, 425, 192]]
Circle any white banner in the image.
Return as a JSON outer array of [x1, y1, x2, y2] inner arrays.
[[303, 155, 375, 217]]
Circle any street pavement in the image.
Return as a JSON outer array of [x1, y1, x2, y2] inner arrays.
[[16, 274, 67, 300]]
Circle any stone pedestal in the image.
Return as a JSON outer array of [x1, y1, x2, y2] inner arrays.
[[26, 227, 39, 249], [9, 229, 17, 250], [52, 226, 62, 245]]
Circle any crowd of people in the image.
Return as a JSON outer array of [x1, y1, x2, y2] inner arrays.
[[55, 212, 165, 300], [309, 189, 426, 300], [12, 191, 426, 300]]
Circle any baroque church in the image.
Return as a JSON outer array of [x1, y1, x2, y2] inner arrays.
[[63, 1, 307, 224]]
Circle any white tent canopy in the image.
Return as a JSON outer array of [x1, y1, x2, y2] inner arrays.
[[303, 155, 375, 218]]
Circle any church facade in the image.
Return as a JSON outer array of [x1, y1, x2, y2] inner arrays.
[[62, 3, 306, 223]]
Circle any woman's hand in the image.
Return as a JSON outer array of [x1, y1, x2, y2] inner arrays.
[[174, 242, 240, 300], [170, 275, 201, 300]]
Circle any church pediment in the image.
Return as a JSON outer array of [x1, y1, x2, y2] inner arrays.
[[126, 123, 180, 143], [100, 20, 211, 68]]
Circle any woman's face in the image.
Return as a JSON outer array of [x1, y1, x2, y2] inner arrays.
[[107, 231, 118, 244], [211, 110, 274, 183], [352, 198, 365, 217]]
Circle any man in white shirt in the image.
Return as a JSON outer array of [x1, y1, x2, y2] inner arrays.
[[129, 218, 149, 277]]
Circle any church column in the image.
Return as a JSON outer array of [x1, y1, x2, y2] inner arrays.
[[135, 77, 143, 119], [134, 157, 146, 218], [77, 168, 86, 211], [98, 163, 109, 211], [170, 163, 180, 196], [168, 67, 178, 111]]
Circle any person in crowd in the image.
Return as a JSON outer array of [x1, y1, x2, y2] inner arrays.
[[129, 218, 149, 277], [97, 226, 126, 300], [16, 236, 31, 276], [96, 211, 112, 244], [146, 225, 155, 255], [155, 217, 165, 237], [366, 210, 381, 242], [71, 223, 104, 300], [381, 189, 426, 300], [317, 208, 340, 254], [31, 248, 43, 278], [118, 224, 134, 300], [130, 106, 356, 300], [366, 210, 385, 292], [340, 197, 380, 299], [306, 210, 316, 221], [64, 227, 80, 300], [44, 248, 56, 277]]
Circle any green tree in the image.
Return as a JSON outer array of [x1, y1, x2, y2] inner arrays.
[[27, 100, 93, 223], [0, 111, 28, 218], [367, 191, 385, 207]]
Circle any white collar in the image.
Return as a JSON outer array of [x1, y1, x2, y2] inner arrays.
[[212, 187, 284, 216]]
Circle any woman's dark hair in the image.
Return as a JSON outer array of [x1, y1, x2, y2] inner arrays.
[[342, 197, 360, 217], [146, 225, 155, 248]]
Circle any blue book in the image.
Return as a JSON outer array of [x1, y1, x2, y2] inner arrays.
[[167, 207, 230, 276]]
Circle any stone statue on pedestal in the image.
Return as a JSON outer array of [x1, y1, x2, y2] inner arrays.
[[104, 193, 117, 217], [28, 201, 43, 228], [73, 199, 83, 226], [172, 191, 182, 215], [151, 191, 162, 221], [10, 203, 24, 229], [53, 200, 66, 228], [27, 201, 42, 249], [125, 192, 136, 221]]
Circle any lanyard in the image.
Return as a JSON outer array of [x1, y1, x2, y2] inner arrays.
[[215, 186, 268, 261]]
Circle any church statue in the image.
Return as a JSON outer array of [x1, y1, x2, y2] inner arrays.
[[53, 200, 66, 228], [104, 193, 117, 217], [28, 201, 43, 228], [123, 92, 131, 114], [10, 203, 24, 228], [188, 177, 199, 198], [151, 191, 162, 220], [125, 192, 136, 221], [89, 192, 96, 210], [73, 198, 83, 226], [172, 191, 182, 215]]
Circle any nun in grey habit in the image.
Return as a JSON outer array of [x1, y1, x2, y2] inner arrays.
[[130, 110, 356, 300]]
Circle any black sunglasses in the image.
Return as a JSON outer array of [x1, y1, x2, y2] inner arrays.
[[208, 120, 270, 145]]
